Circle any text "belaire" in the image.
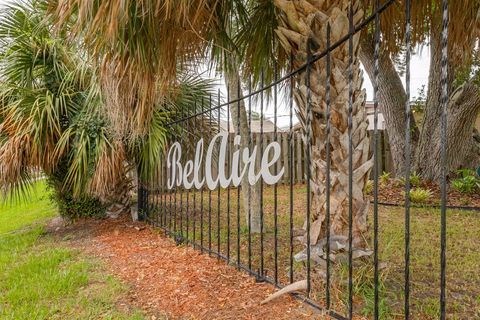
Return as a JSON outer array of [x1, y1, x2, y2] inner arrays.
[[167, 133, 285, 190]]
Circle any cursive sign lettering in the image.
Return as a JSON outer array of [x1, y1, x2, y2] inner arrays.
[[167, 133, 284, 190]]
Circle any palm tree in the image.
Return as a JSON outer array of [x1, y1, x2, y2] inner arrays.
[[53, 0, 266, 231], [52, 0, 374, 247], [208, 1, 264, 232], [241, 0, 371, 247], [51, 0, 373, 246], [0, 0, 111, 211], [0, 1, 214, 218]]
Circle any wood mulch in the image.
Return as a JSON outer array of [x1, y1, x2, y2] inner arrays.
[[60, 216, 337, 320], [374, 180, 480, 208]]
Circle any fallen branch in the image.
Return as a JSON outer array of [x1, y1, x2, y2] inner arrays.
[[260, 280, 308, 305]]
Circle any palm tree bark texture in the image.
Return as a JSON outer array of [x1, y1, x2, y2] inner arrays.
[[274, 0, 372, 248]]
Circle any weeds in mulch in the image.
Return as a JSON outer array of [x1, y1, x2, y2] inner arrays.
[[375, 177, 480, 208]]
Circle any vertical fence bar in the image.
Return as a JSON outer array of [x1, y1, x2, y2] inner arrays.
[[155, 157, 160, 227], [157, 156, 161, 227], [146, 181, 149, 219], [171, 140, 175, 231], [347, 4, 354, 318], [305, 40, 313, 297], [236, 78, 241, 268], [208, 94, 213, 254], [179, 108, 184, 237], [151, 179, 154, 219], [247, 77, 253, 273], [373, 1, 381, 318], [149, 174, 154, 220], [185, 112, 190, 241], [260, 70, 265, 276], [137, 169, 145, 221], [404, 0, 412, 318], [273, 52, 279, 285], [159, 157, 163, 227], [289, 53, 295, 284], [173, 113, 178, 233], [439, 0, 449, 318], [217, 90, 221, 257], [159, 150, 163, 227], [164, 143, 168, 229], [192, 101, 198, 248], [325, 23, 332, 310], [185, 133, 190, 242], [200, 97, 205, 253], [227, 86, 231, 263]]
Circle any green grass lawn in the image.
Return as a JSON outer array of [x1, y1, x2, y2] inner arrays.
[[0, 181, 145, 320], [0, 182, 57, 235]]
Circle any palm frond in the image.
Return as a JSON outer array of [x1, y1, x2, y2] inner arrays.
[[134, 71, 216, 183], [363, 0, 480, 66], [51, 0, 223, 136], [0, 0, 91, 199], [236, 0, 288, 87]]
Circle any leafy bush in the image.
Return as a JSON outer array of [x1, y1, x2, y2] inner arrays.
[[408, 188, 433, 204], [51, 192, 106, 220], [46, 164, 106, 220], [412, 85, 426, 113], [452, 169, 480, 194]]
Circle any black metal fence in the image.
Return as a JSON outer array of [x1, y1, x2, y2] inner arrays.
[[139, 1, 455, 319]]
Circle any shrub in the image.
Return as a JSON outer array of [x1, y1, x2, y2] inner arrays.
[[380, 172, 391, 185], [452, 169, 480, 194], [408, 188, 433, 204], [51, 193, 106, 220], [364, 180, 373, 195], [397, 172, 422, 187], [46, 165, 106, 220], [410, 172, 422, 187]]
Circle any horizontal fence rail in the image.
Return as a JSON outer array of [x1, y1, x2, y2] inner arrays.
[[137, 1, 466, 319]]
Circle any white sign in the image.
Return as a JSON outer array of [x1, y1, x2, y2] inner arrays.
[[167, 133, 284, 190]]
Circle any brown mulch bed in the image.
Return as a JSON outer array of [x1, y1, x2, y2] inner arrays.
[[59, 216, 335, 320], [373, 180, 480, 208]]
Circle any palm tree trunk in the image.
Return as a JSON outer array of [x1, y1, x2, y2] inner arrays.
[[225, 69, 262, 233], [274, 0, 372, 248]]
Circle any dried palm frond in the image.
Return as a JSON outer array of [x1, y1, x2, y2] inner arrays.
[[363, 0, 480, 65], [50, 0, 223, 136], [1, 0, 217, 202]]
